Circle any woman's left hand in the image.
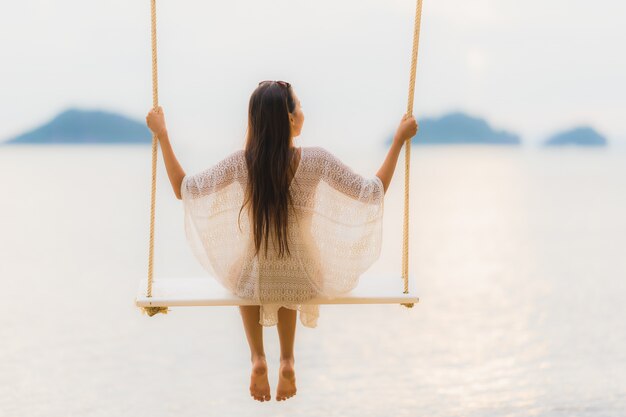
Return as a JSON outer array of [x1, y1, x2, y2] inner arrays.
[[146, 106, 167, 137]]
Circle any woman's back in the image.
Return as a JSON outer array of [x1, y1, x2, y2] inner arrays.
[[180, 146, 385, 327]]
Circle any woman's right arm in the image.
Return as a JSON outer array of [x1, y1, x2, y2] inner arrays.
[[157, 130, 186, 200], [146, 106, 186, 200], [376, 114, 418, 194]]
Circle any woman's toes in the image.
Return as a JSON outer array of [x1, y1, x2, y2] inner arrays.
[[251, 391, 271, 402]]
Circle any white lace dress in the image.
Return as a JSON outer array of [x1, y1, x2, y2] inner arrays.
[[181, 146, 384, 328]]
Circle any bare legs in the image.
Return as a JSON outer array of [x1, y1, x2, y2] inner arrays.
[[276, 307, 298, 401], [238, 305, 298, 402], [239, 305, 270, 401]]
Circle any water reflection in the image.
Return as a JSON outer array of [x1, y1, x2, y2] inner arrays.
[[0, 146, 624, 416]]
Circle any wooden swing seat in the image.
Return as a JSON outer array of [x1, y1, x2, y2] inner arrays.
[[135, 273, 419, 308]]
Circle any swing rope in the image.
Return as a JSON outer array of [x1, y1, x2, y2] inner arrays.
[[141, 0, 168, 316], [142, 0, 424, 315], [401, 0, 424, 309]]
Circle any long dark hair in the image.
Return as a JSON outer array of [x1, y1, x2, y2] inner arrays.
[[239, 81, 297, 259]]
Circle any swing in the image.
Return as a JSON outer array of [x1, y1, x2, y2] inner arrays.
[[135, 0, 423, 316]]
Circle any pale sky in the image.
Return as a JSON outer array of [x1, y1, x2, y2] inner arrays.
[[2, 0, 625, 151]]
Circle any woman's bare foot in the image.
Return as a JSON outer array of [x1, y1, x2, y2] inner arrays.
[[249, 356, 271, 402], [276, 357, 297, 401]]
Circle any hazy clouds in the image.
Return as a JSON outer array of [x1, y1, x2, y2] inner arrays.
[[2, 0, 624, 150]]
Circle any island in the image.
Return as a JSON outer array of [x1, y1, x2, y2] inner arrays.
[[4, 108, 152, 144], [387, 112, 521, 146], [543, 126, 608, 147]]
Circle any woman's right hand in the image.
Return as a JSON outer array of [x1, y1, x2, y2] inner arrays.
[[393, 114, 418, 146], [146, 106, 168, 138]]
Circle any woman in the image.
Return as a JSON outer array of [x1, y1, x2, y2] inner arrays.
[[146, 80, 417, 402]]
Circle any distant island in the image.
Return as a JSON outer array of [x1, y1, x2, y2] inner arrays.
[[387, 112, 521, 146], [4, 108, 152, 144], [5, 108, 609, 149], [543, 126, 608, 147]]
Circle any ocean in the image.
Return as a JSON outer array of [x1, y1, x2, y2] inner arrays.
[[1, 145, 625, 416]]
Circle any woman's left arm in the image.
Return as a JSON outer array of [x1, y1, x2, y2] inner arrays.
[[146, 106, 186, 200]]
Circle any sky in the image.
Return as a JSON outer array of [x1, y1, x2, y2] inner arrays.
[[1, 0, 625, 151]]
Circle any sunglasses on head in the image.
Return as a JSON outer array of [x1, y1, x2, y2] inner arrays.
[[259, 80, 291, 89]]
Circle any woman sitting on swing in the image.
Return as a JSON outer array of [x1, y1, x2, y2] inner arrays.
[[146, 80, 417, 402]]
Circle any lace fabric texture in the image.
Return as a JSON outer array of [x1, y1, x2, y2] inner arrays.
[[181, 146, 384, 328]]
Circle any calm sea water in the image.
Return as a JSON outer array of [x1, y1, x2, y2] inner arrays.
[[1, 145, 625, 417]]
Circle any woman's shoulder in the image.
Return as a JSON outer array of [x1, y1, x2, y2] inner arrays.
[[301, 146, 336, 164], [197, 148, 246, 178], [230, 148, 246, 160], [303, 146, 349, 169], [303, 145, 330, 155]]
